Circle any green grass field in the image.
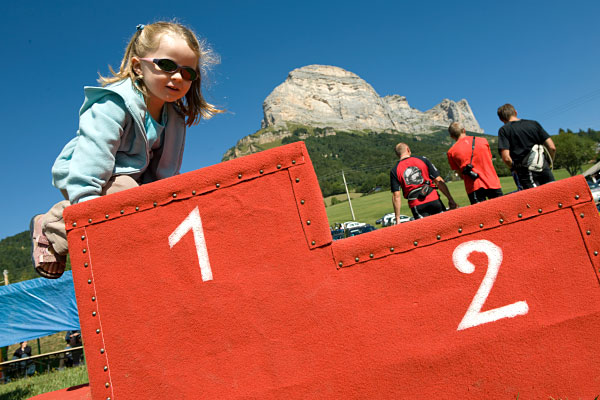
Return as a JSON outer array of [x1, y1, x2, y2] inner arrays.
[[325, 168, 580, 227], [0, 365, 87, 400]]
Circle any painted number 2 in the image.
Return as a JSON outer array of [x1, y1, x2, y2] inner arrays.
[[452, 240, 528, 331], [169, 207, 213, 282]]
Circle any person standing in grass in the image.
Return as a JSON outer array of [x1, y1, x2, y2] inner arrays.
[[447, 122, 503, 204], [497, 103, 556, 189], [390, 143, 457, 221]]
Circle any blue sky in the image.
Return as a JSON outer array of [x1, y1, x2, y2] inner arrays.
[[1, 0, 599, 240]]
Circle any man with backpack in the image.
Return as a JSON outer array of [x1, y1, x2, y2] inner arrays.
[[497, 104, 556, 189], [390, 143, 457, 221], [447, 122, 503, 204]]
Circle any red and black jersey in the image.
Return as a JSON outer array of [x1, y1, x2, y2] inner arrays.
[[390, 156, 440, 208]]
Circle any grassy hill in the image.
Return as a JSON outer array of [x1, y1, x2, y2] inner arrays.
[[0, 231, 71, 285], [0, 232, 37, 283], [277, 127, 508, 197]]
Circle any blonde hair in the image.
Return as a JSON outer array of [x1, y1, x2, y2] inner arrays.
[[394, 143, 410, 158], [448, 122, 465, 139], [99, 21, 223, 127]]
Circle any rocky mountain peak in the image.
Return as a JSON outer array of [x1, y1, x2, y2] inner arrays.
[[261, 64, 483, 134]]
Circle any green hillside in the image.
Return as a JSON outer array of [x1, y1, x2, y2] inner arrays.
[[0, 231, 71, 284], [0, 231, 37, 283], [279, 127, 509, 197]]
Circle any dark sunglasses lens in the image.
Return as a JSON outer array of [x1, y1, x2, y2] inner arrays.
[[156, 59, 177, 72], [182, 68, 198, 81]]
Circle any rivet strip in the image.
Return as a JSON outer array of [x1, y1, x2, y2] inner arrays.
[[65, 155, 307, 231]]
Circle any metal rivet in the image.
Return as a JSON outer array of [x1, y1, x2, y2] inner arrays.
[[499, 219, 504, 224], [355, 257, 359, 262], [81, 235, 85, 240], [580, 213, 585, 218], [105, 382, 109, 388], [259, 169, 264, 174], [192, 190, 196, 195], [172, 193, 177, 198], [92, 311, 97, 316], [436, 235, 441, 240], [518, 213, 523, 218], [300, 200, 305, 205], [105, 214, 109, 219], [479, 223, 484, 228], [88, 218, 93, 223], [100, 348, 104, 354], [84, 263, 88, 268], [458, 228, 463, 233], [413, 241, 418, 246], [390, 247, 395, 252], [595, 251, 599, 256], [120, 210, 124, 214], [92, 296, 96, 302], [295, 178, 300, 183], [587, 230, 591, 235], [538, 209, 542, 213], [277, 164, 282, 169], [292, 160, 296, 164], [338, 262, 343, 267], [107, 397, 111, 400], [311, 240, 316, 245], [153, 202, 157, 207], [216, 183, 220, 188], [96, 329, 100, 334], [104, 366, 108, 371], [558, 203, 563, 208], [575, 195, 580, 200], [83, 249, 87, 253], [238, 174, 242, 179], [369, 253, 374, 258], [135, 206, 139, 211], [72, 222, 77, 227], [88, 279, 92, 284], [306, 220, 311, 225]]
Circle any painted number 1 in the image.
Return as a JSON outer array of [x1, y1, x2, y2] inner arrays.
[[169, 207, 213, 282], [452, 240, 528, 331]]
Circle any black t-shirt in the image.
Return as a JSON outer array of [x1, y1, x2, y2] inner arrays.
[[498, 119, 550, 165], [14, 346, 32, 358]]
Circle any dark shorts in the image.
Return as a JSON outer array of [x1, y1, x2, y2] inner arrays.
[[468, 188, 504, 204], [410, 199, 446, 219], [514, 167, 555, 189]]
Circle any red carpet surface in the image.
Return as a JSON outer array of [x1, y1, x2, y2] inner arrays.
[[55, 141, 600, 399]]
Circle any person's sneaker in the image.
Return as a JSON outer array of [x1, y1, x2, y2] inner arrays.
[[30, 215, 66, 279]]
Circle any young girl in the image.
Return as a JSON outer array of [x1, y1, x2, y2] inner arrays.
[[31, 21, 222, 279]]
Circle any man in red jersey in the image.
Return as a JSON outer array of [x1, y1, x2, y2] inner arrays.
[[390, 143, 457, 221], [447, 122, 503, 204]]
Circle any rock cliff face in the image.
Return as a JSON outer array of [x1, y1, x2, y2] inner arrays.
[[261, 65, 483, 133], [223, 64, 483, 160]]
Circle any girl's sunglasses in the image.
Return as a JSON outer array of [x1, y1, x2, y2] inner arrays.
[[139, 58, 198, 81]]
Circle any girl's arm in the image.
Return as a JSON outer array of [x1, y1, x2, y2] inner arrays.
[[65, 94, 129, 204]]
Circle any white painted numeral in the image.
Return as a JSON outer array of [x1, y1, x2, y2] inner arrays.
[[452, 240, 528, 331], [169, 207, 213, 282]]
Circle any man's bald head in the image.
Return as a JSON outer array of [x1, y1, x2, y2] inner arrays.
[[394, 143, 411, 158]]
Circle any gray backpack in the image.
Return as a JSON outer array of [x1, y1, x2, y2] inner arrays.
[[524, 144, 552, 172]]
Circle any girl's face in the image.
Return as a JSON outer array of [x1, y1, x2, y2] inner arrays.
[[132, 34, 198, 115]]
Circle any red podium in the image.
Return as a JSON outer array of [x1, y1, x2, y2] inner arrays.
[[45, 142, 600, 398]]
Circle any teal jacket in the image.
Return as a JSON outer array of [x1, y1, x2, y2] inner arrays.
[[52, 79, 187, 204]]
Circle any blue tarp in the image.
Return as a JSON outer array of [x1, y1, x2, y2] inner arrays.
[[0, 271, 79, 347]]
